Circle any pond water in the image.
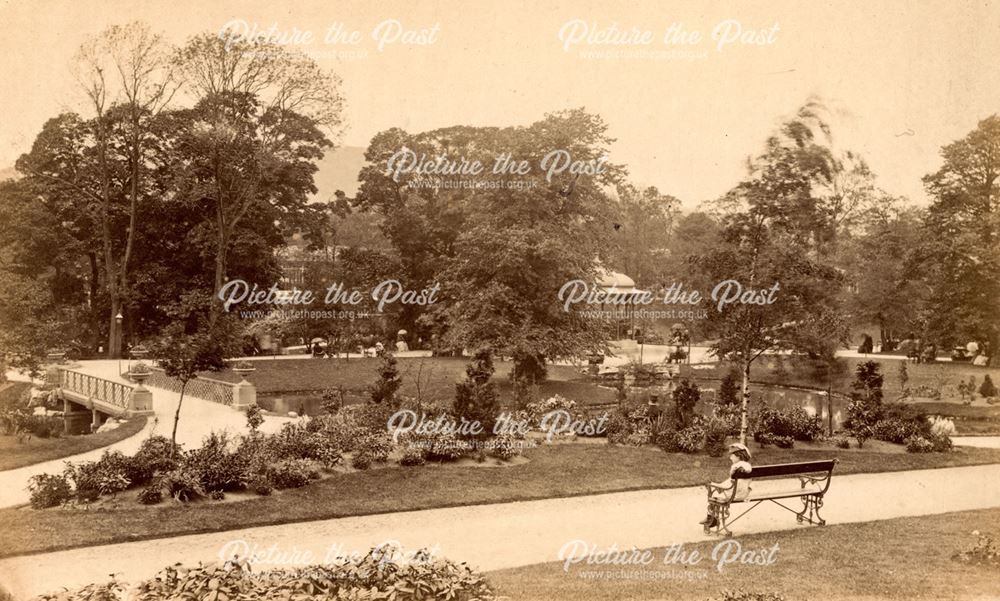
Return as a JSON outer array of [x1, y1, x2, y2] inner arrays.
[[698, 382, 847, 431]]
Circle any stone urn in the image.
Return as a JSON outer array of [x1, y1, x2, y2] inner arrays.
[[232, 361, 257, 385], [129, 362, 152, 387]]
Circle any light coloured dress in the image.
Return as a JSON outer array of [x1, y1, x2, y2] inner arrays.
[[711, 460, 752, 501]]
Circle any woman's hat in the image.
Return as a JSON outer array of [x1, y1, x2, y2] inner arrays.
[[728, 442, 751, 459]]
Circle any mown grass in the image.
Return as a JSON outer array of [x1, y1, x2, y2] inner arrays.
[[1, 381, 147, 471], [4, 441, 1000, 558], [204, 357, 615, 413], [0, 416, 147, 471], [489, 506, 1000, 600]]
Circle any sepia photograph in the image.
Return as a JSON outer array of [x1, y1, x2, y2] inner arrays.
[[0, 0, 998, 599]]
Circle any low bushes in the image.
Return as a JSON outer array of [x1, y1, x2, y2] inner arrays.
[[906, 433, 953, 453], [489, 433, 519, 460], [752, 405, 823, 444], [27, 473, 73, 509], [267, 459, 314, 489], [29, 419, 346, 508], [34, 550, 499, 601]]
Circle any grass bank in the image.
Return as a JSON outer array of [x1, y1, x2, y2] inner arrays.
[[490, 506, 1000, 600]]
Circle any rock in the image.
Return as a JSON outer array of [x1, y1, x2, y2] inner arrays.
[[95, 419, 121, 434]]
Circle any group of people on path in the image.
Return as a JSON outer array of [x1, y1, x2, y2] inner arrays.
[[859, 333, 990, 366]]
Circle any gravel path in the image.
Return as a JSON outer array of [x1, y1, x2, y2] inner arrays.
[[2, 463, 999, 599], [0, 361, 291, 509]]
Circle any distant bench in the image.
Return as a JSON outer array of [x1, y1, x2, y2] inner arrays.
[[705, 459, 838, 536]]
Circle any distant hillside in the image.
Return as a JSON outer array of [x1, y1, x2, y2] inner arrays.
[[311, 145, 366, 201]]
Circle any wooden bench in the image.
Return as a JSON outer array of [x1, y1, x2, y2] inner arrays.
[[704, 459, 837, 536]]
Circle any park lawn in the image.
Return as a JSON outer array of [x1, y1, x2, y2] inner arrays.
[[203, 357, 615, 413], [0, 415, 147, 471], [912, 402, 1000, 435], [1, 380, 148, 471], [489, 506, 1000, 601], [4, 441, 1000, 558], [690, 356, 1000, 433], [690, 355, 1000, 399]]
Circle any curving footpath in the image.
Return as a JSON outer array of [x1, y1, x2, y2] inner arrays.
[[0, 361, 292, 509], [1, 462, 1000, 599]]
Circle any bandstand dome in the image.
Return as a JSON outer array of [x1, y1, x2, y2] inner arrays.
[[595, 268, 636, 290]]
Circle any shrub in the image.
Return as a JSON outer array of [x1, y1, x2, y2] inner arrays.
[[160, 467, 205, 502], [832, 436, 851, 449], [605, 409, 632, 445], [399, 444, 427, 466], [131, 435, 180, 485], [63, 451, 133, 500], [525, 395, 578, 428], [676, 424, 706, 454], [320, 387, 345, 414], [48, 549, 499, 601], [700, 415, 730, 457], [906, 436, 934, 453], [351, 451, 373, 470], [871, 418, 922, 444], [754, 406, 823, 442], [267, 422, 342, 467], [368, 348, 402, 405], [851, 360, 884, 404], [356, 431, 393, 463], [980, 375, 997, 399], [267, 459, 313, 489], [489, 433, 520, 460], [94, 450, 136, 494], [425, 431, 468, 462], [625, 428, 652, 447], [718, 369, 741, 406], [249, 474, 273, 496], [137, 484, 162, 505], [758, 432, 794, 448], [245, 403, 264, 432], [453, 349, 500, 436], [28, 473, 72, 509], [931, 433, 953, 452], [655, 427, 682, 453], [185, 432, 247, 493], [672, 379, 700, 429], [315, 413, 363, 453]]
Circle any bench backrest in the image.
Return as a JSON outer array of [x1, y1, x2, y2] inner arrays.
[[733, 459, 837, 480]]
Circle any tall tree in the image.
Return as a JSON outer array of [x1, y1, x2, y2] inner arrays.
[[175, 34, 344, 306], [392, 110, 624, 381], [18, 22, 178, 358], [607, 184, 680, 285], [702, 102, 849, 443], [921, 115, 1000, 361]]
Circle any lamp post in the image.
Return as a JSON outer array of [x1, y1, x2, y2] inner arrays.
[[115, 312, 123, 375]]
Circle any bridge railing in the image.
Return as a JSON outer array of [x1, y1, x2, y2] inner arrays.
[[59, 369, 131, 410], [143, 367, 235, 406]]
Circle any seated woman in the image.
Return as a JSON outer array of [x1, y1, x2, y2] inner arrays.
[[973, 353, 989, 367], [700, 443, 753, 528]]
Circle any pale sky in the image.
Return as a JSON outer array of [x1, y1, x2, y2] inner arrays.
[[1, 0, 999, 206]]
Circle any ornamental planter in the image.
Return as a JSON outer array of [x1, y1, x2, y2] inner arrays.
[[232, 362, 257, 385]]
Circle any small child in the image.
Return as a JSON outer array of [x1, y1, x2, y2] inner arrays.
[[700, 443, 753, 528]]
